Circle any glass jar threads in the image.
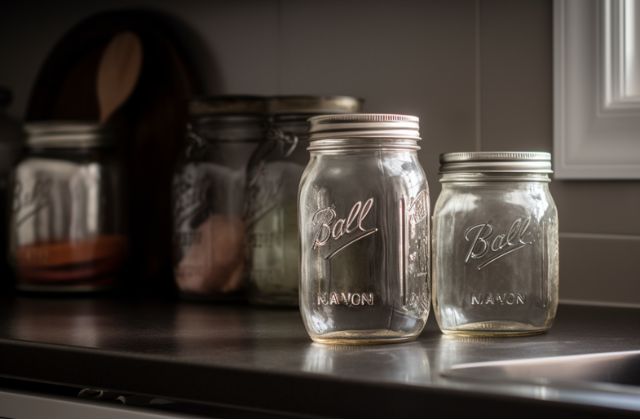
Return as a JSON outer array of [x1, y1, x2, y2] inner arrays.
[[299, 114, 431, 344], [432, 152, 559, 336], [9, 122, 127, 292], [245, 96, 361, 306], [172, 96, 267, 299]]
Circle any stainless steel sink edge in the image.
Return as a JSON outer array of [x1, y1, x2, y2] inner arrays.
[[440, 350, 640, 412]]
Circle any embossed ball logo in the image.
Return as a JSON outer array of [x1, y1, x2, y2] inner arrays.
[[464, 217, 534, 270], [311, 198, 378, 259]]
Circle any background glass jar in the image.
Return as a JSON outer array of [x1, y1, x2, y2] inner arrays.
[[299, 114, 431, 345], [245, 96, 361, 306], [172, 96, 267, 299], [432, 152, 559, 336], [9, 122, 127, 292]]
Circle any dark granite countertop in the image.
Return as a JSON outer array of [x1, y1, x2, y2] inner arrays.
[[0, 296, 639, 417]]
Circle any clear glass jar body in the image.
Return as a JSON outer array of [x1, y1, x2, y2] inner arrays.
[[432, 175, 559, 336], [245, 118, 309, 306], [9, 141, 126, 292], [172, 116, 265, 299], [299, 148, 431, 344]]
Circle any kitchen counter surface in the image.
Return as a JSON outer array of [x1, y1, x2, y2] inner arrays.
[[0, 296, 639, 416]]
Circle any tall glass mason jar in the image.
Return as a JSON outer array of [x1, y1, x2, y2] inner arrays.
[[245, 96, 361, 306], [9, 122, 127, 292], [299, 114, 431, 344], [432, 152, 559, 336], [172, 96, 266, 299]]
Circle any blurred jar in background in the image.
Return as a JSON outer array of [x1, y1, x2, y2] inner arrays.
[[245, 96, 362, 307], [173, 96, 267, 300], [9, 122, 127, 292], [0, 87, 24, 288]]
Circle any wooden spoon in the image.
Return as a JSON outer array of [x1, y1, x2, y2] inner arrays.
[[96, 31, 143, 123]]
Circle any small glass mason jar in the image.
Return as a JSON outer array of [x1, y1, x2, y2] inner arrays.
[[245, 96, 361, 306], [299, 114, 431, 345], [9, 122, 127, 292], [172, 96, 267, 299], [432, 152, 559, 336]]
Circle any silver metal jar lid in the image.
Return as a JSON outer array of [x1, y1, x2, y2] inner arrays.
[[25, 121, 108, 148], [189, 95, 267, 116], [440, 151, 553, 174], [268, 96, 362, 115], [308, 113, 420, 147], [189, 116, 266, 143]]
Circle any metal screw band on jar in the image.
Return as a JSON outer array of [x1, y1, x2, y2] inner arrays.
[[188, 95, 267, 116], [267, 96, 362, 115], [439, 151, 553, 182], [308, 114, 421, 151], [25, 121, 109, 148]]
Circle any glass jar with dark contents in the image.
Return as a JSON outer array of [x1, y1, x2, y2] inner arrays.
[[9, 122, 127, 292]]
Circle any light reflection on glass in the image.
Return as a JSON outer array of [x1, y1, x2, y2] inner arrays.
[[303, 342, 431, 383]]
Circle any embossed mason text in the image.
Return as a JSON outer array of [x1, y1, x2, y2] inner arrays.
[[471, 292, 526, 305], [464, 217, 533, 270], [317, 291, 375, 306]]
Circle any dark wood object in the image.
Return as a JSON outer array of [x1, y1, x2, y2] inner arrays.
[[97, 31, 143, 123], [26, 10, 203, 294]]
